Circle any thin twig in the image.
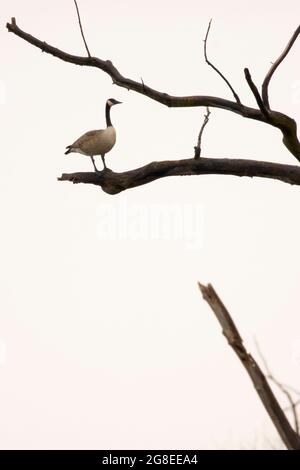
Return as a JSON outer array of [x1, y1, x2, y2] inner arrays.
[[281, 385, 300, 397], [255, 340, 299, 435], [198, 282, 300, 450], [262, 25, 300, 109], [194, 107, 211, 159], [284, 399, 300, 412], [244, 68, 269, 119], [204, 20, 241, 104], [73, 0, 91, 57]]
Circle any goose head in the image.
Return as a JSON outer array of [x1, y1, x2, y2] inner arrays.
[[107, 98, 122, 107]]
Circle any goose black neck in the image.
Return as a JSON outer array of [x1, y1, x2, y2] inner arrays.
[[105, 102, 112, 127]]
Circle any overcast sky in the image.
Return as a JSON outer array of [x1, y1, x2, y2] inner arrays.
[[1, 0, 300, 450]]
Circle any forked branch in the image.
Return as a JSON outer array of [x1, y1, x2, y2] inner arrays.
[[6, 18, 300, 162]]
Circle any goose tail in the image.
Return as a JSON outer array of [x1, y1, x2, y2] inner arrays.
[[65, 145, 72, 155]]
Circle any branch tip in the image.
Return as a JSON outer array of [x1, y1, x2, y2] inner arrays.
[[262, 25, 300, 109], [203, 20, 241, 104], [194, 107, 211, 159], [73, 0, 91, 57], [6, 17, 16, 31]]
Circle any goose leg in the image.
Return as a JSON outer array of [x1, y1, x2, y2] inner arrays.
[[101, 154, 107, 169], [90, 156, 99, 172]]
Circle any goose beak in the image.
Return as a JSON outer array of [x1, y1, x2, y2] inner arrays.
[[114, 100, 122, 105]]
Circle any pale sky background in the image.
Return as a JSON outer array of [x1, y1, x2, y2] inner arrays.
[[1, 0, 300, 450]]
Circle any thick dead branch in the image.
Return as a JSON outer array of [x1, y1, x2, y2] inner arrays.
[[198, 282, 300, 451], [262, 25, 300, 109], [203, 20, 241, 104], [6, 18, 300, 162], [194, 107, 211, 159], [58, 157, 300, 194], [73, 0, 91, 57]]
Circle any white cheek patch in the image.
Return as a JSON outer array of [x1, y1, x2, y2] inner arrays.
[[107, 100, 113, 106]]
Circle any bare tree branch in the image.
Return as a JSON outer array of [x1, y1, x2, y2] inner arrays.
[[262, 25, 300, 109], [194, 107, 211, 159], [4, 19, 249, 113], [6, 18, 300, 162], [204, 20, 241, 104], [73, 0, 91, 57], [58, 157, 300, 194], [255, 341, 299, 435], [198, 282, 300, 450], [244, 68, 269, 119]]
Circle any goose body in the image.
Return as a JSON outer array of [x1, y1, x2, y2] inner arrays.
[[67, 126, 116, 157], [65, 98, 121, 171]]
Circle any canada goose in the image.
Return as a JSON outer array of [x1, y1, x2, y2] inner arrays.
[[65, 98, 122, 171]]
